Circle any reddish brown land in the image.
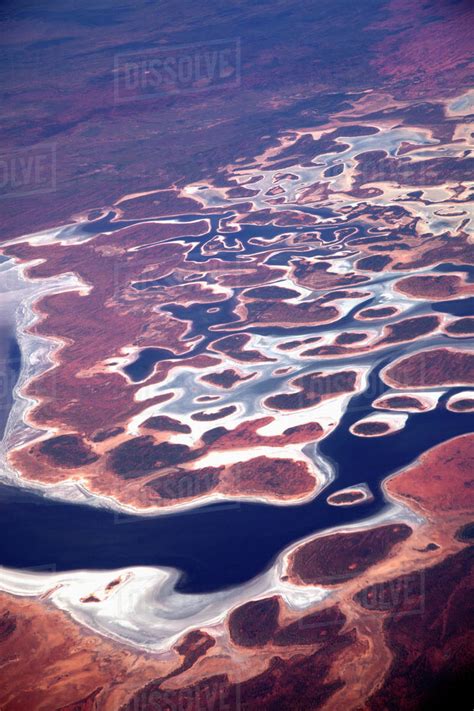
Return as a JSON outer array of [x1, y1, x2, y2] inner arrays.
[[287, 524, 412, 585], [0, 0, 473, 707], [326, 490, 367, 506], [351, 421, 392, 436], [448, 398, 474, 413], [374, 395, 427, 411], [356, 306, 399, 320], [335, 331, 368, 345], [445, 317, 474, 336], [0, 592, 165, 711], [383, 348, 474, 388], [395, 274, 473, 300], [1, 435, 472, 710], [264, 370, 358, 411]]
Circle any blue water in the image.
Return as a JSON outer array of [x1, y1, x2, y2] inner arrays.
[[1, 219, 472, 592], [123, 292, 376, 381], [0, 361, 471, 594], [433, 297, 474, 317], [0, 335, 21, 440], [433, 263, 474, 282]]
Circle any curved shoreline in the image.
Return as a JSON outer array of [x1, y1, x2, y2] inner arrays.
[[1, 243, 470, 515], [0, 428, 470, 655]]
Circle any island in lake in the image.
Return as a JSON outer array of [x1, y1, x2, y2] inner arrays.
[[0, 0, 472, 708]]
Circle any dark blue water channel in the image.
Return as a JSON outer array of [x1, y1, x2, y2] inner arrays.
[[123, 292, 375, 381], [0, 355, 471, 594]]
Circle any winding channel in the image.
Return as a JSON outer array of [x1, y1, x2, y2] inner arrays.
[[0, 351, 470, 594]]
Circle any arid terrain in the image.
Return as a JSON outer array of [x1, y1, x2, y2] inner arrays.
[[0, 0, 472, 708]]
